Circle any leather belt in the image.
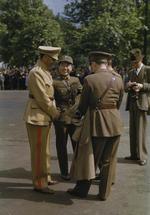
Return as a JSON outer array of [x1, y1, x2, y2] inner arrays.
[[96, 104, 117, 110], [29, 94, 54, 100]]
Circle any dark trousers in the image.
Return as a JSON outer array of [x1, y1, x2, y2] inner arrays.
[[129, 102, 148, 161], [75, 136, 120, 199], [54, 121, 76, 176]]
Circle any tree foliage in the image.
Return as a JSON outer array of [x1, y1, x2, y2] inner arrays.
[[63, 0, 147, 66], [0, 0, 64, 67]]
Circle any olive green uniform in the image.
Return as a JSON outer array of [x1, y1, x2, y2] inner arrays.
[[53, 74, 82, 176]]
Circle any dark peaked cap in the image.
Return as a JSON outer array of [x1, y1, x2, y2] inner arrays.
[[89, 51, 112, 63]]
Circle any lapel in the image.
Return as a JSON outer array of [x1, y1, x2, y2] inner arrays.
[[137, 65, 145, 82]]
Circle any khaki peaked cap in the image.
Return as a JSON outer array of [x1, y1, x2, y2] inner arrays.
[[130, 48, 143, 62], [38, 46, 61, 60], [59, 55, 73, 65]]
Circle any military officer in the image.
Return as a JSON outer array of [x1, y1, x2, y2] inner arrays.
[[24, 46, 61, 194], [53, 55, 82, 180], [67, 51, 124, 200], [125, 48, 150, 165], [95, 53, 121, 185]]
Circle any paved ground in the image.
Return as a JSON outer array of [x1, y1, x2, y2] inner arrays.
[[0, 91, 150, 215]]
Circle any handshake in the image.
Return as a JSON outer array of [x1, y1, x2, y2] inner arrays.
[[126, 81, 143, 92]]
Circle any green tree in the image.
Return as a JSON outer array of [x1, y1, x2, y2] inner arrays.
[[63, 0, 143, 66], [0, 0, 64, 67]]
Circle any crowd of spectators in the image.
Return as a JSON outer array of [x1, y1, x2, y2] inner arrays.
[[0, 65, 127, 91], [0, 67, 28, 90]]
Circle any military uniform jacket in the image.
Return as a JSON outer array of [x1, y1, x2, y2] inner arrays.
[[24, 60, 58, 126], [126, 65, 150, 112], [53, 74, 82, 124], [78, 69, 124, 137]]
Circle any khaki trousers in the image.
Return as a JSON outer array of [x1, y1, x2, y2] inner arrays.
[[26, 123, 51, 189]]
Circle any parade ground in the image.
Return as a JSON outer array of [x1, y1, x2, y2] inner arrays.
[[0, 91, 150, 215]]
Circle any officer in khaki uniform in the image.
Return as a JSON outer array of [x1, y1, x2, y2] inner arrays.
[[125, 49, 150, 165], [24, 46, 61, 194], [95, 53, 121, 185], [53, 55, 82, 180], [68, 51, 124, 200]]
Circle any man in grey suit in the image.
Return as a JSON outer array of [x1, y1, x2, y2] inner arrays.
[[67, 51, 124, 201], [125, 48, 150, 166]]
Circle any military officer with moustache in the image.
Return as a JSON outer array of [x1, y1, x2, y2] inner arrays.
[[24, 46, 61, 194], [53, 55, 82, 180], [67, 51, 124, 200], [125, 49, 150, 166]]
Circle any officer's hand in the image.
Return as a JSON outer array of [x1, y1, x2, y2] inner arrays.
[[126, 81, 137, 89], [132, 83, 143, 92], [52, 109, 61, 120]]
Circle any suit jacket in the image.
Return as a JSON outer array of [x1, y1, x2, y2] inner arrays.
[[78, 69, 124, 137], [24, 60, 58, 126], [126, 65, 150, 112]]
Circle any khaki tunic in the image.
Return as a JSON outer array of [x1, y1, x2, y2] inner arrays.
[[79, 69, 124, 136]]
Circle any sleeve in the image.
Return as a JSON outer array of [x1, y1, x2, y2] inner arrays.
[[117, 78, 124, 109], [142, 67, 150, 92], [124, 70, 131, 93], [78, 78, 90, 115]]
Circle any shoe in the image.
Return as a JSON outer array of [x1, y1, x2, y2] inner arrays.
[[93, 174, 100, 181], [97, 194, 106, 201], [48, 180, 58, 185], [67, 188, 87, 198], [61, 174, 71, 181], [139, 160, 147, 166], [33, 187, 55, 194], [125, 156, 138, 160]]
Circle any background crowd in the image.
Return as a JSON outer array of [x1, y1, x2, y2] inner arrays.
[[0, 64, 127, 90]]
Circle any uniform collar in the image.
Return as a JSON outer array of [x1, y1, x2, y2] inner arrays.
[[60, 74, 70, 80], [36, 59, 49, 72]]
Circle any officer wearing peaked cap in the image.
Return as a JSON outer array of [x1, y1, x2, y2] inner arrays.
[[68, 51, 124, 200], [38, 46, 61, 60], [95, 52, 122, 185], [24, 46, 61, 194], [53, 55, 82, 180]]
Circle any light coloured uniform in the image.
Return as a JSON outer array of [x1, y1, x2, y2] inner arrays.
[[24, 59, 59, 189]]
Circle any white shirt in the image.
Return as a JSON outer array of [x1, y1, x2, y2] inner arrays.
[[136, 63, 144, 76]]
